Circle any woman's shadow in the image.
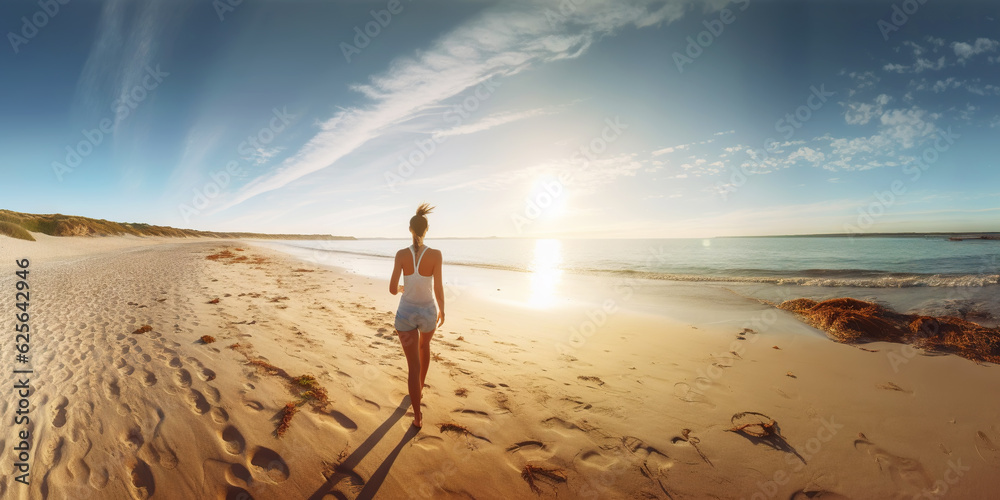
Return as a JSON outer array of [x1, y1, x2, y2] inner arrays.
[[308, 395, 420, 500]]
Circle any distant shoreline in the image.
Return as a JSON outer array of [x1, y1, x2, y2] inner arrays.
[[721, 232, 1000, 240]]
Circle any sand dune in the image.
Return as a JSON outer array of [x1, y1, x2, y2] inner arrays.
[[1, 236, 999, 499]]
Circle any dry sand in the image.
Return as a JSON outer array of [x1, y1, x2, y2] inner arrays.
[[0, 236, 998, 499]]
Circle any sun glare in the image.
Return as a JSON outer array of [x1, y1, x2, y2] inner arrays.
[[528, 238, 563, 307]]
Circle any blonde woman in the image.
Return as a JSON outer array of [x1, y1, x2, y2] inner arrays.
[[389, 203, 444, 428]]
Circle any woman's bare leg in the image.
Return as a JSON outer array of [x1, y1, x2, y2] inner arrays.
[[396, 329, 423, 427], [419, 330, 434, 392]]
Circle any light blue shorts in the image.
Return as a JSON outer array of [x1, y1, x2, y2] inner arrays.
[[395, 301, 438, 332]]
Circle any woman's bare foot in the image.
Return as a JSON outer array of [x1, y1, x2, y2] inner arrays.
[[413, 410, 423, 428]]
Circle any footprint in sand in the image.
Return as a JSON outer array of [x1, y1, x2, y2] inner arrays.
[[52, 396, 69, 428], [221, 426, 246, 455], [225, 463, 253, 488], [506, 440, 554, 462], [350, 396, 380, 413], [40, 435, 65, 466], [67, 457, 91, 484], [623, 436, 674, 480], [854, 437, 934, 494], [453, 408, 492, 420], [323, 410, 358, 432], [104, 378, 121, 399], [541, 417, 586, 436], [173, 369, 193, 388], [222, 486, 254, 500], [975, 430, 1000, 467], [205, 386, 222, 404], [141, 370, 157, 387], [148, 436, 179, 470], [577, 449, 618, 469], [210, 407, 230, 424], [249, 447, 290, 483], [413, 435, 445, 450], [673, 382, 714, 407], [187, 389, 211, 415], [243, 400, 264, 412], [198, 367, 217, 382], [127, 459, 156, 499], [168, 356, 182, 368], [790, 490, 851, 499]]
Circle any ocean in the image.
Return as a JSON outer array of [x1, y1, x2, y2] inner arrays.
[[264, 237, 1000, 287], [257, 237, 1000, 324]]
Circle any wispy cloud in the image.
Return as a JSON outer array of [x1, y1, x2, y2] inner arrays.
[[209, 0, 694, 214], [72, 0, 175, 133], [432, 105, 563, 139]]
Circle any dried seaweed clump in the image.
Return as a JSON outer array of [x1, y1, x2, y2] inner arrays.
[[779, 297, 1000, 363], [728, 411, 781, 438], [520, 464, 567, 495], [206, 250, 234, 261], [200, 335, 216, 344], [276, 403, 298, 437], [132, 325, 153, 335], [438, 422, 472, 437]]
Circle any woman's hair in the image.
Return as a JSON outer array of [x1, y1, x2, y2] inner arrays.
[[409, 203, 435, 247]]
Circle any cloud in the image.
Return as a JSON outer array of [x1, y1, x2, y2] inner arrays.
[[878, 108, 937, 148], [883, 55, 946, 74], [788, 146, 825, 165], [843, 94, 890, 125], [432, 106, 561, 138], [72, 0, 176, 134], [210, 0, 693, 214], [846, 70, 880, 96], [952, 38, 999, 62], [651, 144, 690, 156]]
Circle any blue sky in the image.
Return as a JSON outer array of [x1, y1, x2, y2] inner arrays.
[[1, 0, 998, 238]]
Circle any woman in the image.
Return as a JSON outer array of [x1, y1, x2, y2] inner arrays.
[[389, 203, 445, 428]]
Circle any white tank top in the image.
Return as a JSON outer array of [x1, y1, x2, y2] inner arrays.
[[401, 245, 435, 306]]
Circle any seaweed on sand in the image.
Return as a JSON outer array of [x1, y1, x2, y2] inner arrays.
[[520, 464, 567, 495]]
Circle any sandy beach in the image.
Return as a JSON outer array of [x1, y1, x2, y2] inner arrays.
[[2, 235, 999, 499]]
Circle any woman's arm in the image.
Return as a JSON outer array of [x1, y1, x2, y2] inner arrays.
[[389, 251, 403, 295], [433, 250, 445, 327]]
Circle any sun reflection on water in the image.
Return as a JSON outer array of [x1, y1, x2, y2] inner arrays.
[[529, 239, 563, 307]]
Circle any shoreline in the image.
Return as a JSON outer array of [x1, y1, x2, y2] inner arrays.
[[0, 236, 998, 498]]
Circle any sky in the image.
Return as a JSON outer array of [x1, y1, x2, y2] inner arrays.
[[1, 0, 998, 238]]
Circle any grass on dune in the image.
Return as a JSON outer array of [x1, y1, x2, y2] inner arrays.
[[0, 209, 350, 240], [0, 221, 34, 241]]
